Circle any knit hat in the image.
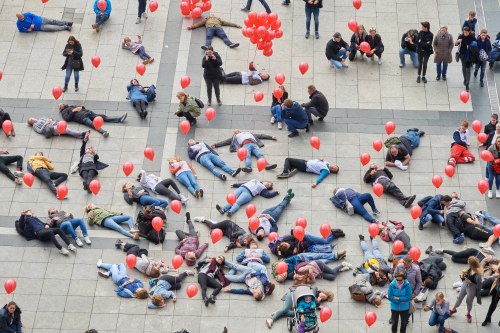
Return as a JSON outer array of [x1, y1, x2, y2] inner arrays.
[[333, 32, 341, 38]]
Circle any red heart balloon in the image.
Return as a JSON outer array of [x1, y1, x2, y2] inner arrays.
[[170, 200, 182, 214], [298, 62, 309, 75], [152, 217, 164, 232], [126, 254, 137, 269], [89, 180, 101, 195], [310, 136, 320, 150], [122, 162, 134, 176]]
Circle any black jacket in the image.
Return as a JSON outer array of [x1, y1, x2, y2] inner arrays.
[[61, 43, 84, 71], [187, 142, 219, 162], [202, 52, 223, 79], [350, 31, 368, 49], [416, 30, 434, 55], [401, 32, 417, 52], [0, 304, 21, 333], [303, 90, 329, 116], [419, 255, 445, 290], [363, 167, 393, 184], [365, 34, 384, 53], [303, 0, 322, 9], [60, 105, 94, 123], [325, 38, 348, 61]]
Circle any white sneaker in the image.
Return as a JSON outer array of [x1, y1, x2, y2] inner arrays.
[[270, 116, 276, 124], [68, 244, 77, 252], [194, 216, 205, 223], [340, 261, 354, 271], [142, 12, 148, 19], [136, 17, 141, 24], [479, 242, 487, 249], [341, 62, 349, 68], [482, 245, 495, 255], [180, 194, 189, 204], [266, 318, 273, 329], [97, 259, 102, 268], [60, 248, 70, 255], [84, 236, 91, 245], [400, 165, 408, 171], [75, 238, 84, 247], [496, 190, 500, 198], [488, 190, 493, 198], [277, 122, 282, 130], [378, 58, 382, 65], [14, 170, 24, 177], [452, 281, 462, 288]]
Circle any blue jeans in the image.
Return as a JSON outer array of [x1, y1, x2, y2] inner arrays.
[[176, 171, 200, 196], [482, 211, 500, 232], [436, 61, 448, 77], [298, 252, 338, 263], [360, 239, 383, 261], [100, 263, 128, 285], [305, 7, 319, 33], [428, 311, 449, 329], [206, 27, 232, 46], [271, 105, 283, 122], [199, 153, 234, 177], [138, 0, 147, 17], [262, 197, 290, 224], [243, 142, 264, 168], [95, 14, 110, 26], [399, 48, 419, 68], [225, 261, 253, 282], [305, 233, 334, 244], [137, 46, 151, 60], [475, 60, 487, 81], [488, 166, 500, 190], [422, 213, 444, 225], [139, 195, 168, 209], [329, 49, 347, 69], [285, 118, 308, 133], [272, 292, 295, 320], [60, 218, 88, 239], [64, 66, 79, 85], [403, 129, 420, 149], [350, 193, 377, 223], [489, 48, 500, 63], [102, 216, 134, 237], [245, 0, 271, 13], [222, 186, 253, 214]]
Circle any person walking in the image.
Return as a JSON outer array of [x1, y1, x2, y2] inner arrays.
[[241, 0, 271, 14], [349, 25, 368, 61], [188, 139, 241, 180], [62, 36, 83, 93], [48, 208, 91, 247], [474, 29, 492, 88], [0, 301, 23, 333], [175, 92, 201, 126], [455, 26, 476, 91], [202, 47, 223, 106], [388, 270, 412, 333], [416, 21, 434, 83], [136, 0, 147, 24], [304, 0, 322, 39], [365, 27, 384, 65], [92, 0, 111, 32], [487, 136, 500, 198], [433, 25, 453, 81], [481, 274, 500, 326], [449, 257, 483, 323], [399, 29, 419, 68], [0, 151, 23, 185]]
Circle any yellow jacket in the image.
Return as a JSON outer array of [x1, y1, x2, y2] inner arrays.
[[28, 156, 54, 172]]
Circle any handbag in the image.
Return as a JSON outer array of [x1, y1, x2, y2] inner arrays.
[[408, 299, 416, 314], [479, 49, 489, 61], [195, 97, 205, 108]]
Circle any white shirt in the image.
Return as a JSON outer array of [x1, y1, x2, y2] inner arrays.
[[243, 179, 266, 196], [172, 161, 192, 177], [191, 143, 211, 159], [306, 159, 330, 175], [139, 170, 161, 192], [235, 132, 256, 145]]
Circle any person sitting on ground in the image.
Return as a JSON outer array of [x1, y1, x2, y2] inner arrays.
[[137, 170, 188, 204], [215, 180, 280, 217], [331, 187, 380, 223], [212, 129, 277, 172], [349, 25, 368, 61], [281, 99, 309, 137], [0, 301, 22, 333], [77, 132, 108, 193], [28, 152, 68, 198], [122, 35, 154, 64], [97, 259, 148, 299], [59, 103, 127, 137], [175, 92, 201, 126], [0, 109, 14, 137], [148, 271, 193, 309], [187, 13, 241, 49], [251, 192, 294, 240], [121, 183, 168, 209], [270, 85, 288, 130], [48, 208, 91, 247], [194, 217, 252, 252], [278, 157, 339, 188], [84, 204, 139, 239], [127, 79, 154, 119], [196, 256, 229, 306], [27, 117, 85, 139], [301, 85, 329, 124], [384, 128, 425, 170], [188, 139, 241, 180], [354, 234, 391, 287], [19, 210, 76, 255], [349, 273, 387, 307], [168, 157, 203, 198], [0, 151, 23, 185], [175, 212, 208, 266], [419, 194, 452, 230], [326, 32, 350, 69], [448, 120, 475, 166], [115, 240, 172, 277], [363, 163, 416, 207], [16, 11, 72, 32], [92, 0, 111, 32]]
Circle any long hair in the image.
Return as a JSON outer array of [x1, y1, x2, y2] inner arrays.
[[67, 35, 80, 45]]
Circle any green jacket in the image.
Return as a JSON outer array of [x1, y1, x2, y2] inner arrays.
[[177, 96, 201, 118], [88, 207, 121, 226]]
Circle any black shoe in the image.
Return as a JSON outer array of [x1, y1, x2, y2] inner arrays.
[[308, 119, 313, 125], [277, 172, 290, 179], [418, 223, 424, 230], [474, 70, 478, 78], [185, 212, 191, 223], [217, 100, 222, 106], [204, 297, 210, 307], [416, 76, 421, 83], [425, 245, 433, 254], [480, 81, 484, 87], [216, 204, 224, 214], [120, 113, 128, 123], [422, 77, 427, 83], [67, 22, 73, 27], [218, 174, 227, 181], [75, 84, 79, 92], [436, 75, 440, 81], [318, 117, 324, 121], [229, 43, 239, 48], [227, 211, 232, 218], [418, 131, 425, 137], [358, 234, 365, 241], [481, 317, 491, 326], [115, 239, 123, 249], [83, 182, 88, 191], [63, 84, 68, 92], [209, 295, 216, 304], [489, 62, 494, 69], [201, 45, 208, 50], [265, 164, 277, 170], [305, 125, 310, 132], [199, 189, 204, 198], [288, 131, 299, 137], [442, 75, 447, 81], [404, 195, 417, 208], [466, 85, 469, 92], [408, 128, 419, 132], [231, 168, 241, 177], [242, 167, 252, 173]]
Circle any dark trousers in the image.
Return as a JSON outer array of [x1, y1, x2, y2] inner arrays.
[[461, 59, 471, 86], [35, 168, 68, 195], [198, 273, 222, 299], [316, 261, 341, 281], [204, 76, 221, 102], [81, 169, 97, 186], [224, 72, 243, 84], [0, 155, 23, 181], [176, 111, 197, 124], [378, 178, 408, 205], [154, 179, 182, 201], [485, 288, 499, 320], [138, 0, 147, 17], [160, 272, 188, 290], [134, 101, 147, 114], [349, 48, 365, 60], [36, 228, 71, 250], [204, 219, 232, 234], [206, 27, 232, 46], [123, 243, 148, 257], [445, 213, 462, 239], [283, 157, 307, 173], [417, 53, 430, 76], [391, 309, 409, 333], [442, 248, 479, 264], [175, 219, 197, 240]]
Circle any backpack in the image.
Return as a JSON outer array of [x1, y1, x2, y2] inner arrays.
[[348, 284, 367, 302], [384, 137, 401, 148], [145, 85, 156, 102], [15, 220, 24, 236], [194, 97, 204, 108], [417, 195, 433, 207]]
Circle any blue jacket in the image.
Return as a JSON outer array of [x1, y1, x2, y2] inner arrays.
[[17, 12, 42, 32], [115, 277, 144, 298], [127, 84, 148, 103], [20, 215, 46, 241], [94, 0, 112, 16], [476, 36, 492, 54], [187, 142, 219, 162], [283, 102, 308, 124], [388, 279, 412, 311], [462, 18, 477, 33], [147, 280, 175, 308], [451, 129, 468, 147], [420, 195, 443, 222]]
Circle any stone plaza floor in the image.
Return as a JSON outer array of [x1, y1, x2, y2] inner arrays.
[[0, 0, 500, 332]]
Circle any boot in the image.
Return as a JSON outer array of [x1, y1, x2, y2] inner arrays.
[[63, 84, 68, 92], [481, 317, 491, 326], [75, 82, 79, 92]]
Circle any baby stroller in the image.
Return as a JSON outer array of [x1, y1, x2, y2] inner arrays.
[[287, 285, 319, 332]]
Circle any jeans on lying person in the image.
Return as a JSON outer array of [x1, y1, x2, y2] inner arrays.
[[139, 195, 168, 209], [360, 239, 383, 261], [243, 142, 264, 168], [350, 193, 377, 222], [60, 218, 88, 239], [199, 153, 234, 177], [222, 186, 253, 213], [272, 292, 294, 320], [100, 263, 128, 285], [176, 171, 200, 195], [102, 216, 134, 237], [225, 261, 253, 282], [403, 130, 420, 149]]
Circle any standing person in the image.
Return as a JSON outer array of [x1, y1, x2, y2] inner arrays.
[[137, 170, 189, 203], [388, 270, 412, 333], [28, 152, 68, 198], [62, 36, 83, 93], [416, 21, 434, 83], [349, 25, 368, 61], [202, 46, 223, 106], [92, 0, 111, 32], [84, 204, 139, 239], [485, 114, 499, 136], [0, 302, 22, 333], [0, 109, 14, 137], [449, 257, 483, 323], [121, 183, 168, 209], [331, 187, 380, 223], [455, 27, 476, 92], [325, 32, 350, 69], [188, 139, 241, 180], [241, 0, 271, 14], [304, 0, 322, 40], [127, 79, 150, 119], [27, 117, 85, 139], [0, 151, 23, 185], [48, 208, 91, 247], [365, 27, 384, 65], [424, 292, 450, 332], [282, 99, 309, 137], [487, 136, 500, 198], [399, 29, 419, 68], [96, 260, 148, 299], [462, 10, 477, 35], [475, 29, 492, 88], [396, 256, 422, 299], [301, 85, 329, 124], [175, 92, 201, 126], [16, 11, 72, 32], [484, 123, 500, 149], [187, 14, 241, 49], [136, 0, 147, 24], [448, 120, 475, 166], [251, 193, 294, 240], [77, 132, 108, 193], [481, 274, 500, 326], [196, 256, 229, 306], [278, 157, 339, 187], [270, 85, 288, 130], [363, 164, 416, 207], [433, 25, 454, 81], [175, 213, 208, 266], [168, 157, 203, 198], [58, 103, 127, 136], [122, 35, 154, 64]]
